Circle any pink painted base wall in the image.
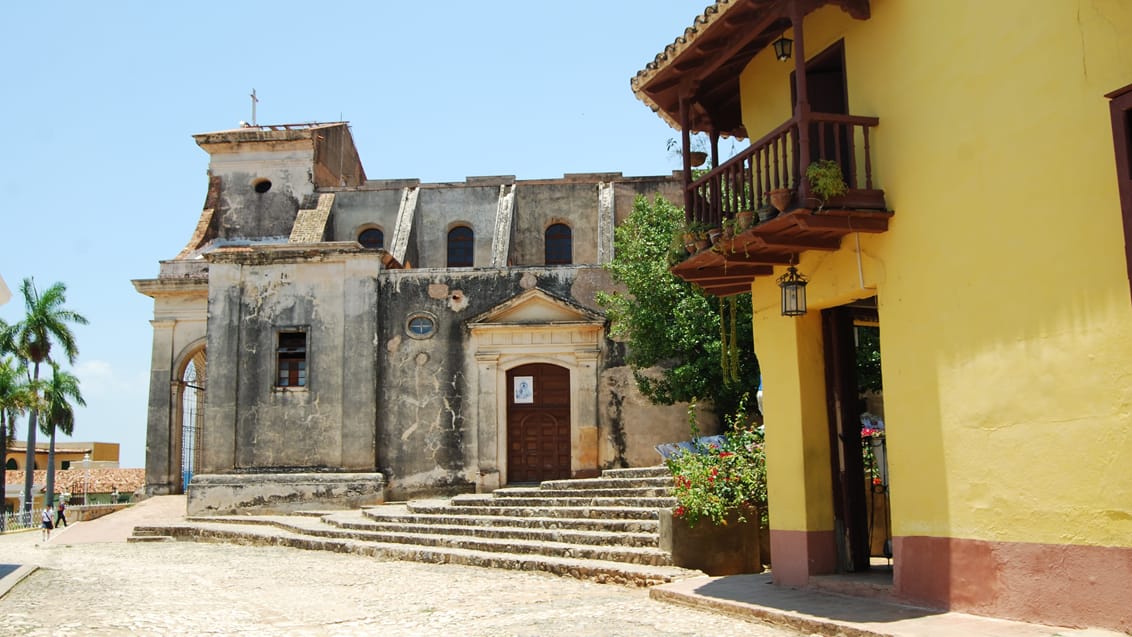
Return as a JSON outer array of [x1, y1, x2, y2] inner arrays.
[[769, 529, 836, 586], [895, 536, 1132, 633]]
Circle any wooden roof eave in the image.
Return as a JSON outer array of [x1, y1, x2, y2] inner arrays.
[[631, 0, 872, 137]]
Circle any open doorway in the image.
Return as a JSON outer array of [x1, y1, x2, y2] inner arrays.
[[822, 297, 889, 575], [177, 348, 206, 493]]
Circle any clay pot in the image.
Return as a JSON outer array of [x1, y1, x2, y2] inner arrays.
[[735, 211, 754, 232], [769, 188, 792, 212]]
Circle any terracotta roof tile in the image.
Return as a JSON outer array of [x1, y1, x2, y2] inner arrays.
[[3, 468, 145, 495]]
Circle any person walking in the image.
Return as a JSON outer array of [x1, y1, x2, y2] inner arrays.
[[55, 500, 67, 528], [40, 506, 54, 541]]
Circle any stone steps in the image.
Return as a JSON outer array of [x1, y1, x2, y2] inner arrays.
[[362, 507, 659, 534], [174, 512, 673, 566], [131, 518, 695, 586], [131, 465, 696, 586], [491, 486, 672, 498], [126, 534, 173, 543], [340, 513, 658, 548], [448, 494, 677, 510]]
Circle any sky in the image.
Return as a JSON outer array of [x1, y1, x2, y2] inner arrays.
[[0, 1, 710, 469]]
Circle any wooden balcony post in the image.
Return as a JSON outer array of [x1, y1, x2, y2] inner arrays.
[[679, 95, 694, 223], [791, 0, 811, 202]]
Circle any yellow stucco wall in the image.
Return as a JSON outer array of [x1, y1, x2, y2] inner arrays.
[[747, 1, 1132, 547]]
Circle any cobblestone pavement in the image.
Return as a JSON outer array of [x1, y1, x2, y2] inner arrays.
[[0, 532, 800, 636]]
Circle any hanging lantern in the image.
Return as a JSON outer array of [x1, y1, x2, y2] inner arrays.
[[772, 36, 793, 62], [777, 265, 808, 316]]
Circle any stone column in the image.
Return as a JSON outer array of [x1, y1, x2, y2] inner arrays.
[[572, 349, 601, 477], [474, 351, 502, 491], [144, 319, 177, 495]]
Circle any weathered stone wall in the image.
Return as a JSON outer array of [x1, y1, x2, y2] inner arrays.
[[612, 176, 682, 226], [133, 276, 208, 496], [509, 178, 607, 266], [599, 365, 720, 469], [376, 266, 697, 500], [326, 188, 404, 245], [377, 269, 578, 499], [414, 183, 504, 268], [207, 149, 314, 241], [202, 247, 381, 474]]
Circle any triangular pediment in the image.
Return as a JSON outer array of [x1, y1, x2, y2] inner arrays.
[[469, 288, 604, 326]]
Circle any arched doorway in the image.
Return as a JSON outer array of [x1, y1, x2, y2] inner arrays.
[[177, 348, 206, 493], [506, 363, 570, 483]]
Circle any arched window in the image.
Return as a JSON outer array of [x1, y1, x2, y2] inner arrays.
[[447, 226, 474, 267], [545, 223, 572, 265], [358, 228, 384, 249], [5, 458, 16, 470]]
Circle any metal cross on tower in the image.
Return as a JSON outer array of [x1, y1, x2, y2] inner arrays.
[[250, 89, 259, 127]]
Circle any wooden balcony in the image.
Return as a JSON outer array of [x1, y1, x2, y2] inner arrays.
[[674, 111, 891, 297]]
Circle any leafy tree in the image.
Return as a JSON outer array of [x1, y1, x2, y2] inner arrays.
[[10, 278, 88, 515], [855, 325, 883, 393], [596, 195, 758, 420], [41, 362, 85, 508]]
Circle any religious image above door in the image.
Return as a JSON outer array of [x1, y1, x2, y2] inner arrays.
[[506, 363, 571, 483]]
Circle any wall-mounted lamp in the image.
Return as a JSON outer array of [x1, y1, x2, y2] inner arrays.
[[778, 265, 808, 316], [772, 36, 793, 62]]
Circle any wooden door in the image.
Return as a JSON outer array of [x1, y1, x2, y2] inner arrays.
[[506, 364, 571, 483], [793, 40, 851, 171], [822, 306, 870, 572]]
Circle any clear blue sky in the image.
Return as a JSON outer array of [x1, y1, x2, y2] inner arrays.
[[0, 2, 710, 468]]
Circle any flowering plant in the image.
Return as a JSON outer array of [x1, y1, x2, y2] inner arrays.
[[666, 396, 767, 527], [860, 414, 886, 486]]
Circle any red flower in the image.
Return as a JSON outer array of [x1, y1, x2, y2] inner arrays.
[[719, 451, 734, 458]]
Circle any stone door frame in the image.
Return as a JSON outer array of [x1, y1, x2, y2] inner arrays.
[[471, 325, 602, 491]]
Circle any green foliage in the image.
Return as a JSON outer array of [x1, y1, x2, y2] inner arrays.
[[595, 195, 759, 417], [666, 396, 767, 527], [42, 362, 85, 438], [7, 277, 88, 513], [855, 325, 882, 393], [805, 159, 848, 203], [0, 354, 32, 445]]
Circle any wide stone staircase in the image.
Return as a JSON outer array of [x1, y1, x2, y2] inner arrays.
[[131, 466, 702, 586]]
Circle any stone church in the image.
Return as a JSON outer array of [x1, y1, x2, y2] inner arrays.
[[134, 122, 703, 514]]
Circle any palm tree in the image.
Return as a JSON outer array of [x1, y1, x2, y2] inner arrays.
[[41, 362, 84, 509], [0, 351, 34, 528], [11, 278, 88, 517]]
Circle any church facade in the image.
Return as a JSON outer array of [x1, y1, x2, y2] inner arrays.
[[134, 122, 700, 514]]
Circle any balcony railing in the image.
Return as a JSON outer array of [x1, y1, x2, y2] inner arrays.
[[685, 112, 884, 227]]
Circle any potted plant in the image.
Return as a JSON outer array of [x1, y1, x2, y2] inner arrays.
[[667, 137, 709, 168], [663, 396, 768, 574], [680, 220, 712, 253], [734, 210, 754, 233], [721, 218, 736, 241], [707, 225, 724, 245], [805, 159, 848, 211]]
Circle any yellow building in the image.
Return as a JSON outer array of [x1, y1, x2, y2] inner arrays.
[[4, 441, 120, 471], [633, 1, 1131, 632]]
